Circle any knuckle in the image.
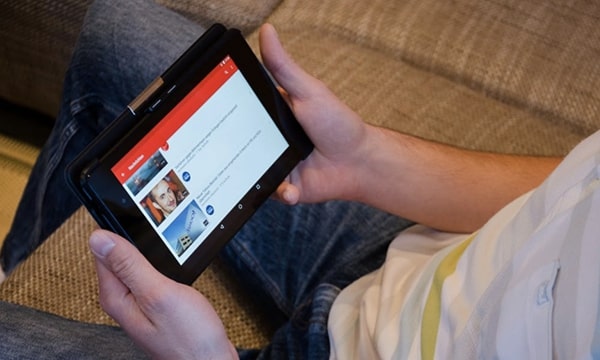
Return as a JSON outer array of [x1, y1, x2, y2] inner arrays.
[[141, 286, 175, 315], [106, 249, 139, 285], [98, 291, 115, 313]]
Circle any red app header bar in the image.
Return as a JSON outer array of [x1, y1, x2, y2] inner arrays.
[[112, 56, 238, 183]]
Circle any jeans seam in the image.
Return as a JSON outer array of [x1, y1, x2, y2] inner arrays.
[[293, 283, 340, 330], [26, 118, 80, 255], [27, 93, 102, 257], [109, 13, 128, 104]]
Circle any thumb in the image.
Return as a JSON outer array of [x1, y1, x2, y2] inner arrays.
[[259, 23, 319, 101], [89, 230, 165, 321]]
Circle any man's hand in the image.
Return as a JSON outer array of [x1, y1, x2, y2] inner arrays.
[[259, 24, 561, 232], [259, 24, 372, 205], [90, 229, 237, 360]]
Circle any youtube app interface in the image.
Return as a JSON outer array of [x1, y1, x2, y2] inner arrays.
[[112, 56, 289, 264]]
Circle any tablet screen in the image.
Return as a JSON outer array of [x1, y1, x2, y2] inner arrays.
[[111, 55, 289, 264]]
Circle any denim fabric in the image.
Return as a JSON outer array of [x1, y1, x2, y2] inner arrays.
[[0, 0, 205, 272], [0, 301, 148, 359], [0, 0, 413, 358], [230, 200, 412, 359]]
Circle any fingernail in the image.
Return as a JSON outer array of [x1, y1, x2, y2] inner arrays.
[[89, 231, 116, 258]]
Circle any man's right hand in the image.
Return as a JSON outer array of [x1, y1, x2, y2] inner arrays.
[[259, 24, 373, 205], [260, 23, 560, 233]]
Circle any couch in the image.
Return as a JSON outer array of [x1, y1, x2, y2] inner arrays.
[[1, 0, 599, 350]]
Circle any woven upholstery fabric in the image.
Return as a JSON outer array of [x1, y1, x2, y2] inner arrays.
[[0, 0, 93, 117], [0, 135, 39, 241], [247, 0, 600, 154], [1, 0, 600, 352], [157, 0, 281, 35], [0, 0, 279, 117], [0, 207, 272, 348]]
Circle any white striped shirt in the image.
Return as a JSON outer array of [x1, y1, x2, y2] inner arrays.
[[329, 130, 600, 359]]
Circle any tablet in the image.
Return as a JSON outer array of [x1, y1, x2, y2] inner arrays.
[[66, 24, 313, 284]]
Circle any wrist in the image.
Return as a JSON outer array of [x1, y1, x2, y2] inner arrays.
[[345, 125, 399, 203]]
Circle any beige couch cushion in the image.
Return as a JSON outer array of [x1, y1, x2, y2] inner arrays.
[[157, 0, 282, 35], [250, 0, 600, 154], [1, 0, 599, 351], [0, 208, 272, 348]]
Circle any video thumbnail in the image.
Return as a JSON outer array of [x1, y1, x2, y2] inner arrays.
[[140, 170, 189, 226], [125, 151, 168, 196], [161, 200, 209, 256]]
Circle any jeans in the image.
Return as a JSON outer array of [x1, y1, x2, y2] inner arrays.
[[0, 0, 204, 273], [0, 0, 412, 358]]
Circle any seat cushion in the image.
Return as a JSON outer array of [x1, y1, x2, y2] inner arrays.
[[250, 0, 600, 154], [0, 207, 272, 348]]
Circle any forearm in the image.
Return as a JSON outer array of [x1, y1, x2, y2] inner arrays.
[[349, 126, 562, 233]]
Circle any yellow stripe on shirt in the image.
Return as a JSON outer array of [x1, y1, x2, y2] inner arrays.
[[421, 233, 476, 360]]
